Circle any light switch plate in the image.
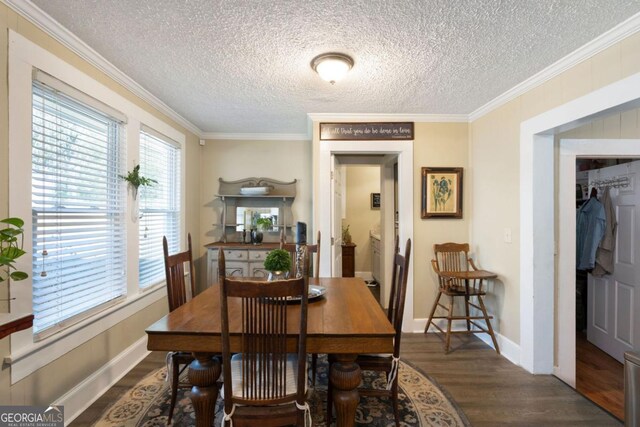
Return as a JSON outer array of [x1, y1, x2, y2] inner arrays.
[[503, 228, 512, 243]]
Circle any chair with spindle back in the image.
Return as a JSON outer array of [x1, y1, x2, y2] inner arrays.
[[327, 236, 411, 427], [162, 233, 196, 424], [306, 231, 322, 384], [218, 249, 312, 427], [424, 242, 500, 354], [279, 240, 298, 277], [306, 230, 321, 279], [280, 230, 321, 278]]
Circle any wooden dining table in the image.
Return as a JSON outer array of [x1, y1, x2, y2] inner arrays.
[[146, 276, 395, 427]]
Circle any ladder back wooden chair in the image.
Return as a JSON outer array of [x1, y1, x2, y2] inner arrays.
[[327, 236, 412, 427], [424, 242, 500, 354], [162, 233, 196, 424], [219, 249, 312, 427]]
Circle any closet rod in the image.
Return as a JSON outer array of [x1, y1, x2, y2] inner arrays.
[[591, 176, 630, 189]]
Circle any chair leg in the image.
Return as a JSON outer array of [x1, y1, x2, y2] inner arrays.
[[464, 295, 471, 331], [326, 365, 333, 424], [168, 360, 180, 424], [424, 291, 442, 333], [445, 295, 455, 353], [311, 353, 318, 386], [392, 372, 400, 427], [477, 296, 500, 355]]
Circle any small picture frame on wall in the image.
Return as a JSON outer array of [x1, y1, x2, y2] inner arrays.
[[421, 167, 463, 218], [370, 192, 381, 209]]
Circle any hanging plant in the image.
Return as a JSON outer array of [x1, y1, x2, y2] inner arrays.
[[0, 217, 28, 283], [120, 164, 157, 199]]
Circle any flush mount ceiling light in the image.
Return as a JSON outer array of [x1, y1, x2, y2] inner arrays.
[[311, 53, 354, 84]]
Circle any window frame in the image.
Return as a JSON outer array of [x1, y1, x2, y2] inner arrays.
[[31, 78, 128, 339], [138, 126, 182, 288], [7, 30, 186, 384]]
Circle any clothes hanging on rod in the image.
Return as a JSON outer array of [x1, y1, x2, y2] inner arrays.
[[576, 194, 606, 271], [592, 187, 617, 276]]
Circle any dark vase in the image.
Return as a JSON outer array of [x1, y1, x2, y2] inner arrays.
[[250, 230, 263, 244]]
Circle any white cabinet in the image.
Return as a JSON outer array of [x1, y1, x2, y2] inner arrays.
[[207, 244, 278, 285], [371, 233, 381, 283]]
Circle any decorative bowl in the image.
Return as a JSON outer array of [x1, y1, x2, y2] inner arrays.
[[240, 186, 270, 196]]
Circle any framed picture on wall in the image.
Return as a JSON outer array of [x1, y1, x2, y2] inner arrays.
[[421, 167, 463, 218], [370, 192, 381, 209]]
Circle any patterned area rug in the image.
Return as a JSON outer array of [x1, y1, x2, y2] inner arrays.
[[95, 356, 470, 426]]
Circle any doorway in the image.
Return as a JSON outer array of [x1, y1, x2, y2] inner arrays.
[[557, 139, 640, 390], [573, 156, 640, 420], [520, 72, 640, 374], [315, 138, 413, 317], [336, 157, 392, 305]]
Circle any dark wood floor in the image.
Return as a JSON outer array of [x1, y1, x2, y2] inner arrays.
[[576, 331, 624, 421], [403, 333, 621, 426], [72, 333, 621, 426]]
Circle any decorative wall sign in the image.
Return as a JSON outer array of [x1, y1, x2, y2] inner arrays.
[[320, 122, 414, 140], [421, 167, 463, 219]]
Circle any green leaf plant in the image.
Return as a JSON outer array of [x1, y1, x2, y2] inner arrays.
[[0, 217, 28, 283], [263, 249, 292, 273], [120, 164, 157, 199]]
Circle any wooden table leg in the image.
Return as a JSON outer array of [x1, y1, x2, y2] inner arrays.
[[188, 352, 221, 427], [330, 354, 361, 427]]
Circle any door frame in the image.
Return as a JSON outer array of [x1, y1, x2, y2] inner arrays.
[[520, 71, 640, 373], [315, 138, 415, 331], [556, 139, 640, 386]]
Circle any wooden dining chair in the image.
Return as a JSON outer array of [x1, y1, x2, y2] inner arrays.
[[280, 230, 321, 278], [306, 231, 321, 384], [218, 249, 312, 427], [424, 242, 500, 354], [306, 230, 321, 278], [162, 233, 196, 424], [327, 236, 412, 427], [279, 240, 298, 277]]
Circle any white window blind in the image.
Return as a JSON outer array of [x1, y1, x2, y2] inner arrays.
[[31, 79, 126, 339], [138, 127, 181, 288]]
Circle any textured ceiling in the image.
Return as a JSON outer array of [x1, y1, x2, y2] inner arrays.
[[30, 0, 640, 135]]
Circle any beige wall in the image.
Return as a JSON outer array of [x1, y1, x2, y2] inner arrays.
[[198, 138, 312, 284], [344, 165, 380, 273], [560, 108, 640, 139], [470, 31, 640, 346], [413, 122, 470, 318], [0, 4, 201, 406]]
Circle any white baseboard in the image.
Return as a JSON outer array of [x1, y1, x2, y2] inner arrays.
[[355, 271, 374, 282], [55, 336, 151, 425]]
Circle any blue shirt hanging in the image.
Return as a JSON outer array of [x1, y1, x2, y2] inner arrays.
[[576, 197, 606, 270]]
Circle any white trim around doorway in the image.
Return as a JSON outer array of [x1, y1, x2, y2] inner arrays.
[[520, 72, 640, 374], [314, 139, 416, 332]]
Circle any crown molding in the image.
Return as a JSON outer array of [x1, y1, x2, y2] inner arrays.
[[201, 132, 310, 141], [307, 113, 469, 123], [2, 0, 203, 137], [469, 11, 640, 122]]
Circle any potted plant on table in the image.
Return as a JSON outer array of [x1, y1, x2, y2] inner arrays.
[[263, 249, 292, 281]]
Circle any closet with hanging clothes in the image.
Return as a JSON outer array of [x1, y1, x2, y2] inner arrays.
[[574, 158, 640, 421]]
